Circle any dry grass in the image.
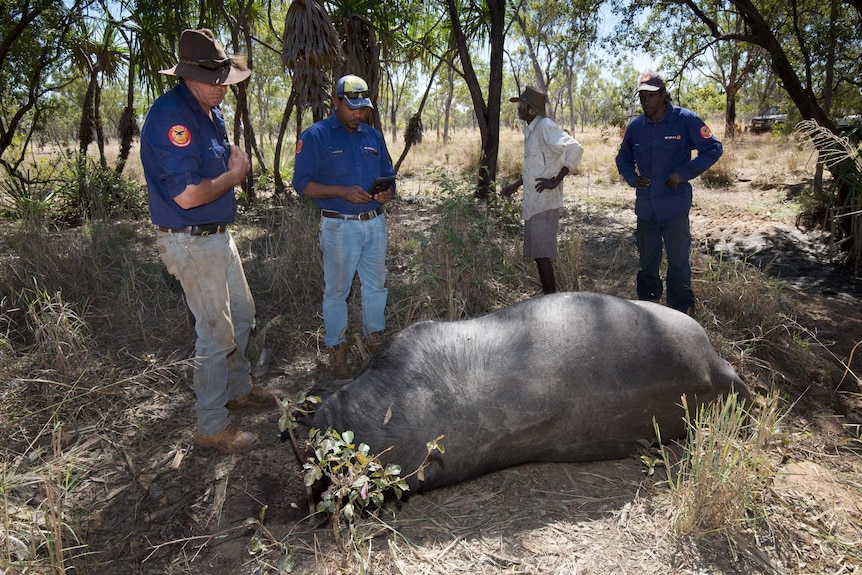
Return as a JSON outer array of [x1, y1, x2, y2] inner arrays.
[[1, 128, 861, 575], [657, 392, 782, 541]]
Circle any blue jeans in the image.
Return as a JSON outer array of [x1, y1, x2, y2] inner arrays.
[[156, 230, 255, 434], [635, 212, 694, 312], [319, 215, 388, 347]]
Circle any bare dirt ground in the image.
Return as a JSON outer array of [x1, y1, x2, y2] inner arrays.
[[11, 136, 862, 574]]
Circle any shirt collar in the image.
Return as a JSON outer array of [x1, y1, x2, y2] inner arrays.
[[646, 103, 673, 124], [525, 114, 543, 133], [176, 80, 220, 117], [327, 111, 364, 133]]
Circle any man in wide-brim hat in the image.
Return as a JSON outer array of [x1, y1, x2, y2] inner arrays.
[[509, 86, 547, 117], [502, 86, 584, 295], [140, 29, 282, 455]]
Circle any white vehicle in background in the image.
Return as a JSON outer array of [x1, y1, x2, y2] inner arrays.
[[749, 105, 788, 133]]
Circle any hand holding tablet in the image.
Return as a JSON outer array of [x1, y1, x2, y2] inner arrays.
[[367, 176, 395, 198]]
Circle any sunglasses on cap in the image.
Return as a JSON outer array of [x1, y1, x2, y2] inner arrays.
[[341, 90, 370, 99], [179, 57, 232, 70]]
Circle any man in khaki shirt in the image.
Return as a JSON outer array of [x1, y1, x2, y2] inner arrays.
[[503, 86, 584, 294]]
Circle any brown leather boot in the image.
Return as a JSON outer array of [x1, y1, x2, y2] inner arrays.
[[193, 424, 259, 454], [366, 331, 386, 355], [226, 385, 284, 411], [328, 343, 352, 379]]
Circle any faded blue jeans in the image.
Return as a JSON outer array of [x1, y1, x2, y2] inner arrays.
[[319, 214, 388, 347], [156, 230, 255, 435]]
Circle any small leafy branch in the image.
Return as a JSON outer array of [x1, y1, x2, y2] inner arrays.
[[636, 438, 666, 477], [303, 427, 444, 547], [277, 391, 321, 459]]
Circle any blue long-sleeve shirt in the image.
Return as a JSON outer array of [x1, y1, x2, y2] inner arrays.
[[140, 81, 236, 228], [616, 104, 722, 222], [292, 112, 395, 214]]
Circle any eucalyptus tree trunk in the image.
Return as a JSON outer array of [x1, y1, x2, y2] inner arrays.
[[443, 56, 455, 142], [446, 0, 505, 198], [273, 88, 297, 196]]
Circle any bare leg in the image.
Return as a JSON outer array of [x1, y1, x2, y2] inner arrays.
[[535, 258, 556, 294]]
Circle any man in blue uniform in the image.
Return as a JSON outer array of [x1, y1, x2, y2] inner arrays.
[[615, 71, 723, 315], [141, 29, 281, 454], [292, 74, 396, 379]]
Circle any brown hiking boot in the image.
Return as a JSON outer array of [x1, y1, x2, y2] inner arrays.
[[328, 343, 352, 379], [226, 385, 284, 411], [193, 424, 259, 454], [365, 331, 386, 358]]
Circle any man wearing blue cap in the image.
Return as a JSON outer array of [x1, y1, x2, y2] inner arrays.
[[616, 71, 722, 315], [292, 74, 396, 379]]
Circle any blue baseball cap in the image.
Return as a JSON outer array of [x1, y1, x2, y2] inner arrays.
[[336, 74, 373, 109]]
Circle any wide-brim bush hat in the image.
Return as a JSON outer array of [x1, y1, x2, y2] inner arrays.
[[160, 28, 250, 85], [510, 86, 547, 116]]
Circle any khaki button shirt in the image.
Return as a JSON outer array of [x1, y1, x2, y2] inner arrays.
[[521, 116, 584, 221]]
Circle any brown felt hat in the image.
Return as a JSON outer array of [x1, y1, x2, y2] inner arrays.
[[160, 29, 250, 85], [510, 86, 547, 116]]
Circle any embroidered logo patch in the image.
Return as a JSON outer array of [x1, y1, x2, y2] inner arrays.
[[168, 125, 191, 147], [700, 125, 713, 139], [295, 139, 303, 154]]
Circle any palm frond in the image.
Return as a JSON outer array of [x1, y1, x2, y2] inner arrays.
[[795, 119, 862, 177], [283, 0, 344, 112]]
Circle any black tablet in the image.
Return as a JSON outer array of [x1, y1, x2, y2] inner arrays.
[[367, 176, 395, 197]]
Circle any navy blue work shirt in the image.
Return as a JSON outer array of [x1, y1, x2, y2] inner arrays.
[[291, 112, 395, 214], [140, 81, 236, 228], [616, 104, 722, 222]]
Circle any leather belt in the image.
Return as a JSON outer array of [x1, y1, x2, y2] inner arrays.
[[321, 206, 384, 221], [157, 224, 228, 235]]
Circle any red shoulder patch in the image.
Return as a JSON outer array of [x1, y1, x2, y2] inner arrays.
[[295, 139, 303, 155], [168, 125, 191, 147], [699, 125, 713, 139]]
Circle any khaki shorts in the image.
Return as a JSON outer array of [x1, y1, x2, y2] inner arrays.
[[524, 208, 559, 259]]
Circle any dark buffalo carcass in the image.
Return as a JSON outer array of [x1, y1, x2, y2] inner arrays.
[[306, 292, 747, 492]]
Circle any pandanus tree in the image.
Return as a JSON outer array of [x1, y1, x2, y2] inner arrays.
[[283, 0, 343, 124], [278, 0, 343, 194], [71, 22, 125, 171]]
